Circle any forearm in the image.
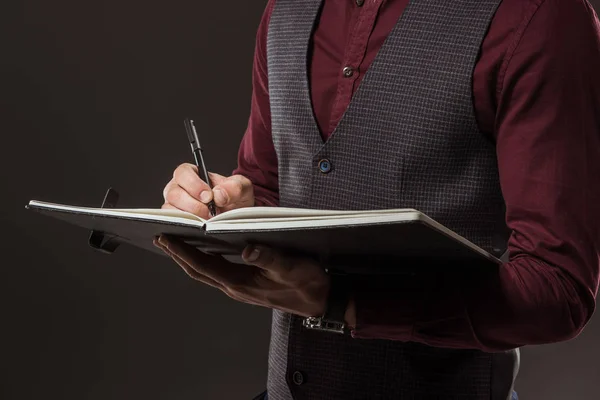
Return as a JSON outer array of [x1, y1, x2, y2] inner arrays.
[[347, 255, 596, 352], [344, 0, 594, 353]]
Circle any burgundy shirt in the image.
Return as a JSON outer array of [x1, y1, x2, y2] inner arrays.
[[232, 0, 600, 351]]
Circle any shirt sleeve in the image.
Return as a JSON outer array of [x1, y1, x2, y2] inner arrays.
[[231, 0, 280, 207], [351, 0, 600, 352]]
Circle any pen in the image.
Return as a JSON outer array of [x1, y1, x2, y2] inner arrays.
[[184, 118, 217, 217]]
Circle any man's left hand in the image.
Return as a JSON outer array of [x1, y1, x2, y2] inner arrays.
[[153, 235, 331, 318]]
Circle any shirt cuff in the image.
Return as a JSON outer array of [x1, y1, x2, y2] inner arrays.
[[350, 274, 425, 341]]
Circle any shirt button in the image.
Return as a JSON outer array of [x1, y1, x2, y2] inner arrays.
[[342, 66, 354, 78], [292, 371, 305, 385], [318, 159, 332, 174], [356, 0, 365, 6]]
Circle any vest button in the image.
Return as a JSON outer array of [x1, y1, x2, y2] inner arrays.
[[318, 159, 332, 174], [342, 66, 354, 78], [356, 0, 365, 6], [292, 370, 305, 385]]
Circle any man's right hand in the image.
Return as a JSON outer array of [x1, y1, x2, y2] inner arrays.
[[162, 163, 255, 219]]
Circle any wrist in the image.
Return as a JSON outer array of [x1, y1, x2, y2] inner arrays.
[[302, 269, 351, 334]]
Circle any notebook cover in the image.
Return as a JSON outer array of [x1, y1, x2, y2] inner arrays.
[[27, 203, 501, 273]]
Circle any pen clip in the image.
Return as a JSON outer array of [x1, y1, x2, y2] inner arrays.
[[184, 118, 201, 151]]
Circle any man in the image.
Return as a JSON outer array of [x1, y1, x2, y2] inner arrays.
[[155, 0, 600, 398]]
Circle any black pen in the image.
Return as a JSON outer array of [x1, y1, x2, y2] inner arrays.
[[184, 118, 217, 217]]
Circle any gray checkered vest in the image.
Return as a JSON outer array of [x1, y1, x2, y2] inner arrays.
[[266, 0, 518, 398]]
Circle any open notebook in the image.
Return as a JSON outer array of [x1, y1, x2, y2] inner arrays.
[[26, 200, 501, 273]]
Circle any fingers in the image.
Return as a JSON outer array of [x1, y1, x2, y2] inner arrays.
[[172, 163, 214, 202], [157, 236, 251, 287], [163, 181, 210, 218], [164, 164, 254, 216], [155, 236, 273, 307], [154, 238, 225, 290], [242, 246, 293, 274]]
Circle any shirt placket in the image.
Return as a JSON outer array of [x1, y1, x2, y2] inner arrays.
[[327, 0, 386, 136]]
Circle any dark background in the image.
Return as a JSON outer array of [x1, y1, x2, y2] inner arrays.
[[1, 1, 598, 399]]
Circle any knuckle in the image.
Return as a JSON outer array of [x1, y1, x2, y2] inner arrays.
[[162, 185, 170, 201], [162, 179, 176, 199], [172, 164, 184, 180], [228, 179, 244, 200], [238, 174, 253, 189], [173, 163, 195, 181], [186, 163, 199, 175], [164, 187, 182, 206], [233, 175, 254, 203]]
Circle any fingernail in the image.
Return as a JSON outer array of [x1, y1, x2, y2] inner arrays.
[[200, 191, 211, 203], [244, 246, 261, 262], [213, 189, 228, 205]]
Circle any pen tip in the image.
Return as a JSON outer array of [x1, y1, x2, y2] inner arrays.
[[208, 202, 217, 217]]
